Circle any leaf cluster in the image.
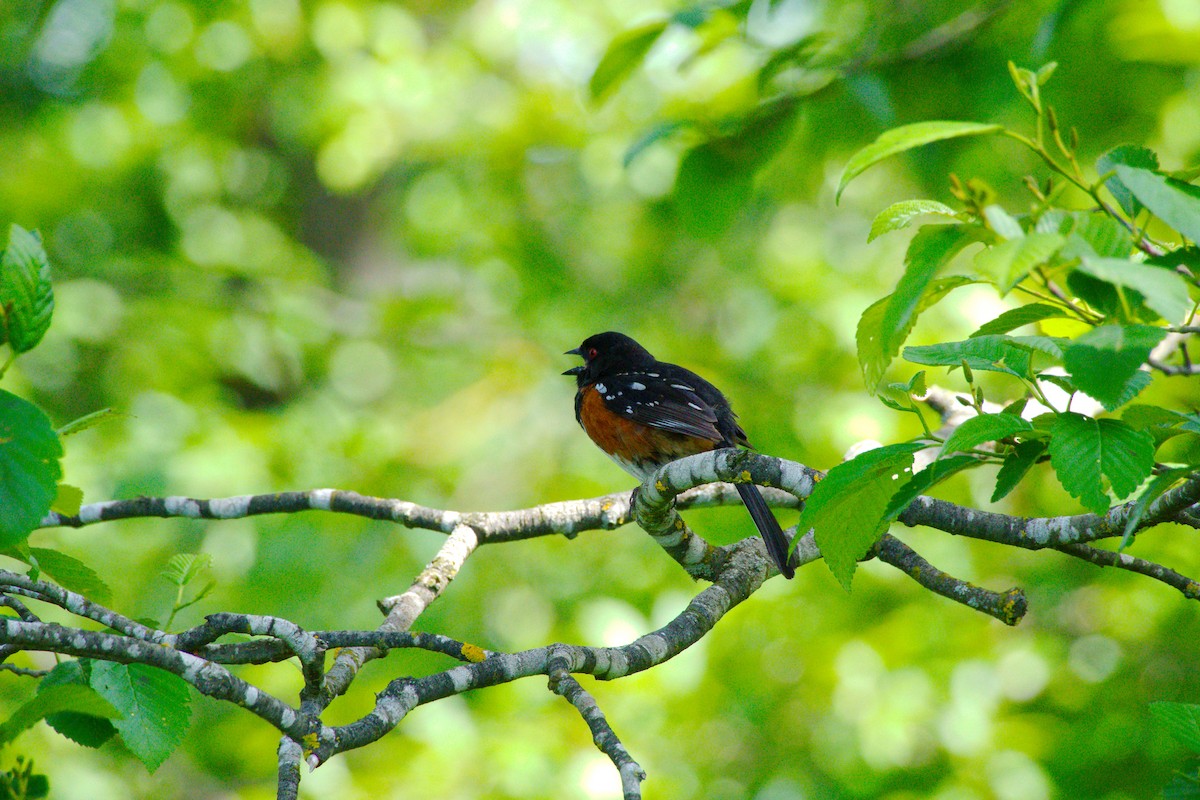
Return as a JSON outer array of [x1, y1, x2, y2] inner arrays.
[[803, 63, 1200, 590]]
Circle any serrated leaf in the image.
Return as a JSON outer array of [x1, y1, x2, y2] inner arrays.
[[589, 20, 668, 102], [41, 660, 118, 748], [800, 442, 928, 590], [28, 547, 112, 606], [1075, 256, 1191, 323], [1114, 165, 1200, 243], [973, 232, 1065, 293], [903, 335, 1032, 378], [837, 121, 1003, 201], [0, 684, 119, 747], [883, 454, 978, 520], [90, 662, 191, 773], [163, 553, 212, 587], [1048, 413, 1155, 513], [1062, 325, 1165, 410], [867, 199, 958, 242], [1095, 145, 1159, 217], [857, 276, 978, 391], [0, 390, 63, 548], [942, 413, 1034, 455], [992, 439, 1048, 502], [0, 224, 54, 354], [1151, 701, 1200, 753], [970, 303, 1072, 338]]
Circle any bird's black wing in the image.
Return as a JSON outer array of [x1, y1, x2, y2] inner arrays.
[[589, 371, 724, 442]]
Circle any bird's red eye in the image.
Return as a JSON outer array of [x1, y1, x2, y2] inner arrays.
[[587, 347, 598, 359]]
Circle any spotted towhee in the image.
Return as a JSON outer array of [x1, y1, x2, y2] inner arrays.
[[564, 331, 795, 579]]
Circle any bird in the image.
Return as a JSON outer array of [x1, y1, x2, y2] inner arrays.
[[564, 331, 795, 578]]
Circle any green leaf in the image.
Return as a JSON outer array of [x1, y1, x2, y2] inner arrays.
[[1075, 256, 1191, 323], [991, 439, 1048, 502], [0, 390, 63, 548], [28, 547, 112, 606], [0, 684, 119, 747], [1062, 325, 1165, 410], [1095, 145, 1159, 217], [622, 120, 687, 168], [1048, 413, 1155, 513], [162, 553, 212, 587], [1114, 165, 1200, 243], [1151, 701, 1200, 753], [589, 21, 668, 102], [973, 232, 1065, 293], [867, 199, 958, 242], [51, 483, 83, 516], [41, 660, 118, 748], [862, 225, 979, 384], [837, 121, 1004, 201], [1120, 466, 1194, 549], [883, 454, 978, 520], [903, 335, 1032, 378], [673, 99, 799, 238], [674, 145, 754, 238], [90, 662, 191, 773], [56, 407, 120, 438], [970, 303, 1072, 337], [800, 442, 928, 590], [941, 413, 1034, 455], [0, 224, 54, 354], [857, 275, 977, 392]]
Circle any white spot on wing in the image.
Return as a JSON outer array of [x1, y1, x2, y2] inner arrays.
[[595, 383, 607, 394], [671, 383, 694, 391], [630, 382, 646, 390], [688, 402, 703, 410]]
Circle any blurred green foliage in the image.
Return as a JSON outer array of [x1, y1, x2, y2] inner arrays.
[[2, 0, 1200, 797]]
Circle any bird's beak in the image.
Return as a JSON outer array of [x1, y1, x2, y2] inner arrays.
[[563, 346, 584, 376]]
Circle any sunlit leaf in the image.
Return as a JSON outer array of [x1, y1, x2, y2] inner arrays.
[[941, 413, 1033, 455], [837, 121, 1003, 201], [1114, 165, 1200, 243], [1048, 413, 1155, 513], [800, 442, 928, 590], [1074, 256, 1191, 323], [970, 303, 1072, 337], [1095, 145, 1159, 217], [867, 199, 958, 242], [857, 275, 978, 392]]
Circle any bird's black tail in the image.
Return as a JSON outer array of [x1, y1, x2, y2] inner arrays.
[[734, 482, 795, 579]]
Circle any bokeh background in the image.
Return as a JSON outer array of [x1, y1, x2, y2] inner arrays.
[[3, 0, 1200, 797]]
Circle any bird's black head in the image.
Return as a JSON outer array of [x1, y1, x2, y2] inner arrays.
[[563, 331, 655, 386]]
